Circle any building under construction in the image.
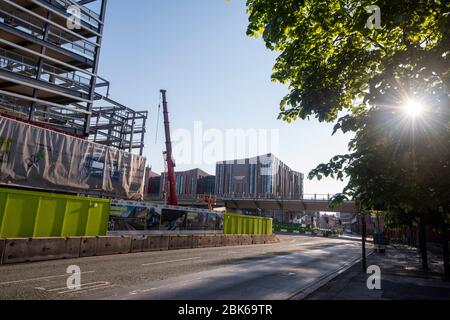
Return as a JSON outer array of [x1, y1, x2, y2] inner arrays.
[[0, 0, 148, 200], [0, 0, 147, 155]]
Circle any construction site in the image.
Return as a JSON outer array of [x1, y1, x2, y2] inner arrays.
[[0, 0, 448, 305], [0, 0, 279, 251]]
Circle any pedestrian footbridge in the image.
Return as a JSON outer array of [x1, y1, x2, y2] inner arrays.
[[145, 194, 359, 214]]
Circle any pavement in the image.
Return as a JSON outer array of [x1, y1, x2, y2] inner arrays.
[[305, 244, 450, 300], [0, 235, 367, 300]]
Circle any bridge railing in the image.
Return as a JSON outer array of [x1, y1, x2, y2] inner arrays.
[[218, 193, 336, 201], [144, 193, 343, 203]]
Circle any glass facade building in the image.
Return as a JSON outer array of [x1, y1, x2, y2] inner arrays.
[[215, 153, 304, 199]]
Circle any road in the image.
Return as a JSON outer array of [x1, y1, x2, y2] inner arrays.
[[0, 235, 367, 300]]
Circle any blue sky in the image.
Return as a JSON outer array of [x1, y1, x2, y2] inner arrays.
[[97, 0, 352, 195]]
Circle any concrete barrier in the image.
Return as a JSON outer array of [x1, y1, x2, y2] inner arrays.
[[191, 235, 200, 248], [80, 237, 98, 257], [0, 239, 5, 265], [212, 235, 223, 247], [221, 235, 231, 246], [3, 238, 28, 264], [214, 234, 225, 247], [2, 237, 81, 264], [264, 234, 280, 244], [3, 238, 32, 264], [130, 235, 147, 253], [240, 235, 253, 246], [198, 235, 216, 248], [0, 234, 280, 265], [168, 235, 193, 250], [252, 235, 265, 245], [96, 236, 132, 256], [144, 235, 169, 252], [224, 235, 239, 246], [266, 235, 280, 244], [27, 237, 81, 262]]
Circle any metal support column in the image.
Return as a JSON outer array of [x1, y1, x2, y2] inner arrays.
[[84, 0, 107, 136], [29, 11, 52, 121]]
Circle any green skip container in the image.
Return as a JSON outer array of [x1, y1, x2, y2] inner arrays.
[[224, 213, 273, 235], [0, 187, 110, 238]]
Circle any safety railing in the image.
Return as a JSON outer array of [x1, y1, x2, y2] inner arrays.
[[0, 48, 93, 93], [41, 0, 101, 29], [48, 28, 96, 59], [144, 194, 341, 202], [0, 8, 45, 40], [218, 193, 338, 201], [0, 4, 96, 59]]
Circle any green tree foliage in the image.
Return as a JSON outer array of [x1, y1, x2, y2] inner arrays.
[[247, 0, 450, 214]]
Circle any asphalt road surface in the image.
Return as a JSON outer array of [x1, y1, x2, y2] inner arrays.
[[0, 235, 366, 300]]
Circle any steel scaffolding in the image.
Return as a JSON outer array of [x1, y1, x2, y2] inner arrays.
[[0, 0, 148, 155], [89, 95, 148, 156]]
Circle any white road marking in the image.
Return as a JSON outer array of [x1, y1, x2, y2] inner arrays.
[[141, 257, 201, 266], [0, 271, 95, 286], [57, 281, 112, 295], [296, 242, 322, 246], [63, 284, 118, 295]]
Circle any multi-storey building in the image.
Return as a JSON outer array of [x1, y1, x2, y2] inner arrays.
[[197, 175, 215, 195], [0, 0, 107, 136], [159, 168, 214, 198], [144, 168, 160, 194], [215, 153, 303, 199], [0, 0, 147, 155]]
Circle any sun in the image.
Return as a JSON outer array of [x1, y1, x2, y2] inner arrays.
[[402, 99, 425, 118]]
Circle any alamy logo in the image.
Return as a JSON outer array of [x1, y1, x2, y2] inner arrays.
[[366, 5, 381, 30], [66, 265, 81, 290], [67, 5, 82, 30], [366, 265, 381, 290]]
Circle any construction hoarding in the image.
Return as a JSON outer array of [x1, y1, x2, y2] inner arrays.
[[0, 116, 146, 200]]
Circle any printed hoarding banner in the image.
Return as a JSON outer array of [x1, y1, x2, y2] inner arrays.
[[0, 116, 146, 200]]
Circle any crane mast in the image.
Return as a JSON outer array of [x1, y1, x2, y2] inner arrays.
[[160, 90, 178, 206]]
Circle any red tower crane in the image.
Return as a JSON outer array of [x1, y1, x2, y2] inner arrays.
[[160, 90, 178, 206]]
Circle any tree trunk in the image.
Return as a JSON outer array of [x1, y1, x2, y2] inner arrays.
[[419, 216, 428, 271], [441, 213, 449, 281], [361, 213, 367, 272], [409, 224, 414, 247], [442, 230, 449, 281]]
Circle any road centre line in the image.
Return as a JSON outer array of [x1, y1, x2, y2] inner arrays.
[[142, 257, 201, 266]]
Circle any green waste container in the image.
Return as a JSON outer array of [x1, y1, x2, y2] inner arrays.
[[224, 213, 273, 235], [0, 187, 110, 238]]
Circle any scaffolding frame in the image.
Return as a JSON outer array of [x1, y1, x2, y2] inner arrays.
[[0, 0, 148, 155], [89, 95, 148, 156]]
